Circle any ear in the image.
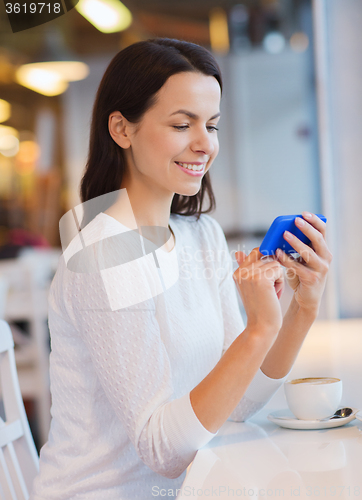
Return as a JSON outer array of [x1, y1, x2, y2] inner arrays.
[[108, 111, 132, 149]]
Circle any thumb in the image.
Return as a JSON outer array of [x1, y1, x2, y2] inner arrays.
[[235, 251, 247, 265]]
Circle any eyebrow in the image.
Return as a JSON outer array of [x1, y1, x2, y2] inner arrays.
[[169, 109, 221, 120]]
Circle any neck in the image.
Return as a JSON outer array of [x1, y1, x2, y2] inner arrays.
[[104, 180, 174, 230]]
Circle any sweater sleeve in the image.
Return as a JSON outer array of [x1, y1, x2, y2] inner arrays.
[[68, 244, 216, 480], [205, 215, 288, 422]]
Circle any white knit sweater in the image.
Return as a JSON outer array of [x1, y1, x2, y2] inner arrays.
[[30, 212, 286, 500]]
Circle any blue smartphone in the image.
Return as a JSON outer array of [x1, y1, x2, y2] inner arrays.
[[259, 214, 327, 256]]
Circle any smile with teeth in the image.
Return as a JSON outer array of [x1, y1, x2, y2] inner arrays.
[[175, 162, 205, 171]]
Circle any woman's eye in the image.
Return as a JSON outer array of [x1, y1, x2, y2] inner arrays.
[[173, 125, 189, 130], [173, 125, 219, 132]]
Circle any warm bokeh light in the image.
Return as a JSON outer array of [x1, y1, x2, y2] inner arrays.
[[24, 62, 89, 82], [16, 66, 68, 96], [0, 135, 20, 157], [75, 0, 132, 33], [15, 62, 89, 96], [15, 160, 36, 175], [0, 99, 11, 123], [0, 156, 13, 198], [0, 125, 18, 138], [16, 140, 41, 164], [209, 7, 230, 54], [290, 32, 309, 53]]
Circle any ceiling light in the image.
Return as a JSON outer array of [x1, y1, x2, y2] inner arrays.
[[0, 125, 18, 138], [0, 135, 20, 157], [15, 66, 69, 96], [15, 61, 89, 96], [15, 30, 89, 96], [209, 7, 230, 54], [0, 99, 11, 123], [75, 0, 132, 33]]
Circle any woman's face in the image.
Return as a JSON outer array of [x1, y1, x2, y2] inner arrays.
[[118, 71, 221, 197]]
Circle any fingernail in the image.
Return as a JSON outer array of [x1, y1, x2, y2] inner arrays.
[[276, 249, 282, 257], [303, 212, 312, 219], [296, 217, 305, 226], [284, 231, 292, 240]]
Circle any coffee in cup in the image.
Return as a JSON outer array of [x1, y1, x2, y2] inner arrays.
[[284, 377, 342, 420]]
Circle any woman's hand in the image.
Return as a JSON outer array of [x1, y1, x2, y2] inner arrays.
[[233, 248, 284, 335], [275, 212, 332, 315]]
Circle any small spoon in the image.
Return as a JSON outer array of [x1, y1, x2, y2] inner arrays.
[[320, 408, 353, 421]]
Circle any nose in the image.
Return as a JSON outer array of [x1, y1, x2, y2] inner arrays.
[[190, 127, 217, 157]]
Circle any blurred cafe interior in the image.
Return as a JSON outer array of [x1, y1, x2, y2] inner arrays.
[[0, 0, 361, 460]]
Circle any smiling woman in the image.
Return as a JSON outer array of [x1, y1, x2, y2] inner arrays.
[[29, 37, 331, 500], [79, 38, 223, 231], [105, 70, 221, 228]]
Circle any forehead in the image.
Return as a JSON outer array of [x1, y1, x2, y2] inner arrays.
[[150, 72, 221, 116]]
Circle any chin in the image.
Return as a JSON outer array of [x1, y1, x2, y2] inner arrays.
[[175, 184, 202, 197]]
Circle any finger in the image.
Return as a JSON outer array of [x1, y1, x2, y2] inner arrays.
[[302, 212, 327, 239], [250, 247, 264, 261], [257, 261, 284, 282], [295, 216, 331, 261], [282, 229, 320, 267], [234, 259, 283, 283], [275, 278, 284, 300], [240, 247, 263, 265], [235, 251, 247, 265], [276, 248, 317, 279]]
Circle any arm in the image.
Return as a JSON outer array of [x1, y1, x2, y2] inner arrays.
[[190, 247, 284, 433], [189, 212, 332, 432], [261, 211, 332, 379], [260, 295, 316, 379], [190, 323, 279, 433], [197, 217, 288, 424]]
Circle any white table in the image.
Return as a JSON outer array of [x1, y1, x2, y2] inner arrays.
[[178, 410, 362, 499], [178, 319, 362, 499]]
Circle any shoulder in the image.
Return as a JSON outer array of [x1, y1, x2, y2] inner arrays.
[[172, 213, 226, 246], [197, 213, 225, 237]]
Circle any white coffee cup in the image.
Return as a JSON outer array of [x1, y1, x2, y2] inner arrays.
[[284, 377, 343, 420]]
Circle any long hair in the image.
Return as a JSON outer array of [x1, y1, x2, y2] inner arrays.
[[79, 37, 223, 228]]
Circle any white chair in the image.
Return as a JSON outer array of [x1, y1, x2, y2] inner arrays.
[[0, 278, 8, 321], [0, 249, 60, 447], [0, 319, 39, 500]]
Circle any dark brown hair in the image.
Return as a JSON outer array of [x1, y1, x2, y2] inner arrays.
[[79, 37, 223, 228]]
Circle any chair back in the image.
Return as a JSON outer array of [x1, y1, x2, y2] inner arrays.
[[0, 277, 8, 320], [0, 320, 39, 500]]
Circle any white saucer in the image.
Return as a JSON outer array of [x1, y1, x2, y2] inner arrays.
[[267, 408, 358, 430], [355, 411, 362, 423]]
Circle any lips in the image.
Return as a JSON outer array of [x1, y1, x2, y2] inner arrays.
[[175, 161, 205, 176], [175, 161, 204, 171]]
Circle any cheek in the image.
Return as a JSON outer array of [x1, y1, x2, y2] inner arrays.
[[162, 133, 188, 157], [146, 130, 181, 155], [213, 137, 220, 157]]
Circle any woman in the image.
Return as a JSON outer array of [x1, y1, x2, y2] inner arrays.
[[30, 38, 331, 499]]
